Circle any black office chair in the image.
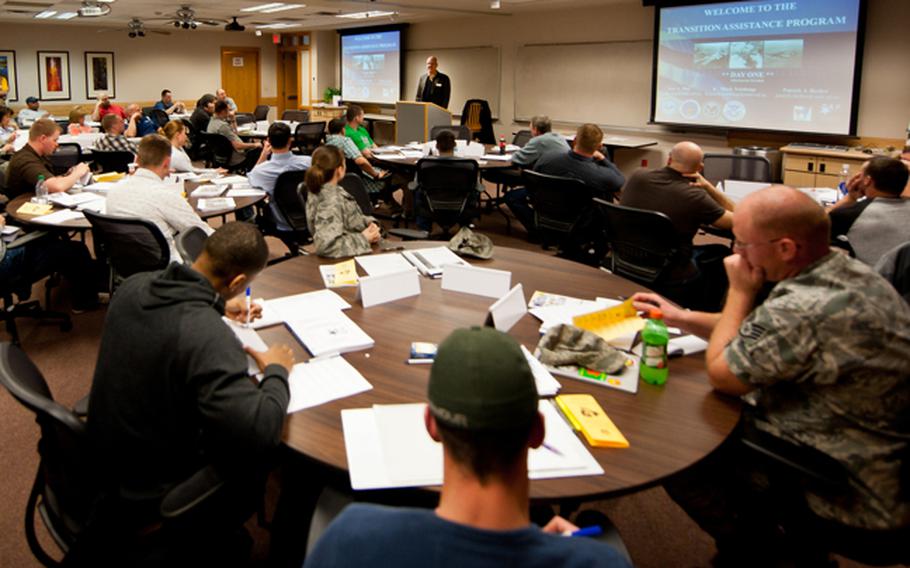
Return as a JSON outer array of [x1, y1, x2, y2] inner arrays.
[[267, 170, 312, 261], [48, 143, 83, 176], [175, 227, 208, 263], [148, 109, 169, 128], [595, 198, 680, 285], [338, 173, 373, 216], [235, 113, 256, 127], [83, 210, 170, 290], [253, 105, 270, 122], [0, 342, 231, 567], [459, 99, 495, 144], [409, 158, 479, 237], [876, 241, 910, 303], [90, 150, 134, 174], [141, 105, 156, 116], [512, 129, 533, 148], [293, 122, 326, 156], [702, 153, 772, 185], [0, 238, 72, 345], [281, 109, 310, 123], [521, 170, 599, 261], [429, 125, 471, 142], [181, 118, 203, 161], [198, 132, 241, 173], [738, 425, 910, 566]]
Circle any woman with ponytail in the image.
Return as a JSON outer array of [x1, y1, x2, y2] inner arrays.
[[158, 120, 195, 173], [305, 145, 381, 258]]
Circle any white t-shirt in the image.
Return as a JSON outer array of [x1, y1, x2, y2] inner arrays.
[[170, 146, 194, 173]]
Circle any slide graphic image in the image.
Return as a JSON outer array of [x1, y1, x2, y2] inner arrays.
[[729, 42, 764, 69], [694, 42, 730, 68], [763, 39, 804, 69]]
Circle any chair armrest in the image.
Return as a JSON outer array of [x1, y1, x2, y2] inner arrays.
[[740, 427, 851, 492], [159, 465, 226, 519], [388, 228, 429, 241]]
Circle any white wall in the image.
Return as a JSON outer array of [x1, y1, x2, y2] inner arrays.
[[3, 23, 277, 107]]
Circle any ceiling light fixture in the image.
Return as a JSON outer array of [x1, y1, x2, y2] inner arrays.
[[77, 0, 113, 18], [491, 0, 501, 8], [241, 3, 284, 12], [336, 10, 396, 19], [255, 22, 298, 29], [261, 3, 304, 13], [55, 11, 79, 19], [34, 10, 57, 18]]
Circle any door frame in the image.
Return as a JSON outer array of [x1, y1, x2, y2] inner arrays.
[[276, 45, 311, 115], [220, 46, 261, 110]]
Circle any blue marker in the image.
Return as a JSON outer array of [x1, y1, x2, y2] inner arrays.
[[245, 287, 252, 328], [570, 526, 604, 538]]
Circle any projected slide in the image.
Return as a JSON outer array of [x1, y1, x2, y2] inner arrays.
[[341, 30, 401, 104], [653, 0, 862, 135]]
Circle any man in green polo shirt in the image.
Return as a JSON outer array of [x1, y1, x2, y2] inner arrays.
[[343, 104, 376, 159]]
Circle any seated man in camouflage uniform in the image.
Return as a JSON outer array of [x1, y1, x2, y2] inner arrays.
[[633, 186, 910, 564]]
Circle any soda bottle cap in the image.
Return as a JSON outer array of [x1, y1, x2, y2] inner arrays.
[[650, 309, 663, 320]]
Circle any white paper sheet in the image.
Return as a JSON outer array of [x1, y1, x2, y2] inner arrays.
[[286, 355, 372, 413], [48, 192, 104, 208], [226, 189, 266, 198], [286, 311, 374, 357], [212, 175, 248, 185], [355, 253, 415, 276], [521, 345, 561, 397], [255, 289, 352, 328], [196, 197, 236, 211], [30, 209, 85, 225], [191, 186, 227, 198], [225, 319, 268, 376]]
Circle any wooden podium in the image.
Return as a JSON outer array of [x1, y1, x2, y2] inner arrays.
[[395, 101, 453, 145]]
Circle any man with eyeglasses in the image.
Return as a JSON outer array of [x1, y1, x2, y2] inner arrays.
[[632, 185, 910, 565]]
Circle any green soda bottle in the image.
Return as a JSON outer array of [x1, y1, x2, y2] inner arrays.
[[640, 309, 669, 385]]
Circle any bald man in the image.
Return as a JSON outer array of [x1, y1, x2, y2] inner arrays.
[[620, 141, 735, 309], [415, 56, 451, 109], [633, 186, 910, 563]]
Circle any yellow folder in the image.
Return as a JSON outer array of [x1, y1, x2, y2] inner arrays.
[[555, 394, 629, 448]]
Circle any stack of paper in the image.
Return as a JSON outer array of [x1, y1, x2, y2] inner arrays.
[[521, 345, 561, 396], [191, 185, 226, 198], [251, 289, 351, 329], [401, 246, 469, 278], [31, 209, 85, 225], [286, 355, 372, 413], [212, 175, 248, 186], [355, 252, 415, 276], [196, 197, 236, 211], [286, 311, 374, 357], [48, 192, 104, 208], [341, 401, 603, 490]]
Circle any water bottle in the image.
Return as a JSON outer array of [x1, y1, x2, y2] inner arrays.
[[33, 174, 48, 204], [639, 309, 669, 386], [837, 164, 850, 196], [499, 136, 506, 155]]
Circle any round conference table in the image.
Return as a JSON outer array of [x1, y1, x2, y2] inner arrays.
[[254, 242, 741, 502], [5, 190, 265, 229]]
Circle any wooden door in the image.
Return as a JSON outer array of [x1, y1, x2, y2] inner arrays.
[[220, 47, 260, 113], [279, 51, 298, 116]]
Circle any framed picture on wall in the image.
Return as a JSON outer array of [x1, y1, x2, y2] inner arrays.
[[37, 50, 71, 100], [85, 51, 115, 99], [0, 50, 18, 102]]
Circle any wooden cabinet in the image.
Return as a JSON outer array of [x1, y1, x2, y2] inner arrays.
[[781, 145, 870, 188], [308, 105, 346, 123]]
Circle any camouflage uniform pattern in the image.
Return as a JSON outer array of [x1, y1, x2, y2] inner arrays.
[[725, 251, 910, 530], [305, 182, 376, 259], [537, 324, 628, 374]]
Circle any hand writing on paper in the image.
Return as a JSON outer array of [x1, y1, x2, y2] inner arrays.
[[225, 296, 262, 323], [542, 515, 579, 535]]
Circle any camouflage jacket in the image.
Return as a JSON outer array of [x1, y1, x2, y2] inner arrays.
[[305, 182, 376, 258], [725, 251, 910, 530]]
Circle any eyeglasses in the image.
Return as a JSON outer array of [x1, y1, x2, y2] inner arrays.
[[732, 237, 783, 251]]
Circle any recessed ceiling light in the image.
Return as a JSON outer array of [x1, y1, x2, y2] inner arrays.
[[34, 9, 57, 18], [55, 11, 78, 19], [241, 3, 283, 12], [491, 0, 501, 8], [261, 3, 304, 13], [336, 10, 396, 19]]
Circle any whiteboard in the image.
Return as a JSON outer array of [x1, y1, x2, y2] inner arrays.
[[405, 46, 500, 117], [515, 41, 653, 128]]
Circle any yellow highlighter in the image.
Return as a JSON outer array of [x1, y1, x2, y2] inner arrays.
[[555, 394, 629, 448]]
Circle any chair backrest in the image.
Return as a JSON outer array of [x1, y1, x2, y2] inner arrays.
[[0, 343, 94, 551], [141, 106, 156, 117], [338, 173, 373, 216], [281, 109, 310, 123], [594, 198, 680, 284], [148, 109, 169, 128], [702, 153, 772, 185], [176, 226, 208, 263], [49, 143, 83, 176], [83, 210, 170, 279], [521, 170, 593, 235], [90, 150, 134, 174], [293, 121, 326, 155], [272, 170, 309, 232], [253, 105, 270, 121], [416, 158, 479, 232], [877, 241, 910, 304], [459, 99, 495, 144], [198, 132, 234, 169], [429, 125, 471, 142], [512, 130, 532, 148], [235, 113, 255, 127]]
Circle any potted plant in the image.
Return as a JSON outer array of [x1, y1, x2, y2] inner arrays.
[[323, 87, 341, 105]]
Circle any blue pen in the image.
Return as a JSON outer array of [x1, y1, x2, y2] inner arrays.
[[245, 287, 252, 328], [570, 526, 604, 538]]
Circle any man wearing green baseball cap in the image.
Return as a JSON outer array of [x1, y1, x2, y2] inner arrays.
[[306, 327, 630, 567]]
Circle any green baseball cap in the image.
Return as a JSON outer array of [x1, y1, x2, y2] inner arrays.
[[428, 327, 538, 430]]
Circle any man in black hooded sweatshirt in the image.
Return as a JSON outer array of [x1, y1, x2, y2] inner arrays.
[[83, 221, 295, 565]]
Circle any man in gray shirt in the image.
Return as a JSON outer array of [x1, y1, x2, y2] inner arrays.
[[829, 156, 910, 266], [207, 100, 261, 170]]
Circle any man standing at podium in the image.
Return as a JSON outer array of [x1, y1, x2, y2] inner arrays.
[[415, 56, 451, 109]]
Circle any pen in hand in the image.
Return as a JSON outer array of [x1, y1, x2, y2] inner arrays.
[[245, 286, 252, 328]]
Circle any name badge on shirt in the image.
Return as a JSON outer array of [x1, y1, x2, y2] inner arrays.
[[435, 83, 443, 87]]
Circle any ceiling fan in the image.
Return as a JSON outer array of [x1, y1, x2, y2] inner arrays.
[[98, 18, 171, 38], [148, 5, 224, 30]]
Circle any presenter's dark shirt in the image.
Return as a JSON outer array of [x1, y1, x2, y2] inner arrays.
[[620, 166, 726, 280], [416, 72, 452, 109]]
